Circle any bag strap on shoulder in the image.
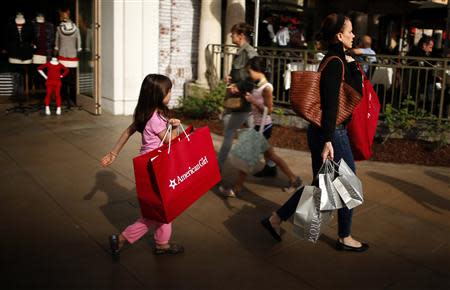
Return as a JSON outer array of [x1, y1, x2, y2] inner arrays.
[[356, 62, 368, 80], [318, 56, 345, 81]]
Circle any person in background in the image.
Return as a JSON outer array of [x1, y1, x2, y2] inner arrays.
[[219, 57, 302, 197], [275, 23, 290, 47], [408, 35, 439, 109], [217, 22, 257, 172], [409, 35, 434, 57], [259, 14, 276, 47], [351, 35, 377, 75]]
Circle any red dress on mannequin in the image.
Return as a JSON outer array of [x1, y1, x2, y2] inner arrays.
[[37, 61, 69, 107]]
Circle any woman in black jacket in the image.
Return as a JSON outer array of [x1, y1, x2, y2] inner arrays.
[[261, 13, 369, 252]]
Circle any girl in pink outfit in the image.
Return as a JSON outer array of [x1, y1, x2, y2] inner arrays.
[[101, 74, 184, 259]]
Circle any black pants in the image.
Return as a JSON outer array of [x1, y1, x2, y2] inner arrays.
[[62, 68, 77, 107]]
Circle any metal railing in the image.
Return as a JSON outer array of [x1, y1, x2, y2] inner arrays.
[[206, 44, 450, 122]]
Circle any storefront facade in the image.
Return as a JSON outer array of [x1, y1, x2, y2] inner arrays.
[[2, 0, 449, 115], [0, 0, 203, 115], [100, 0, 201, 115], [101, 0, 249, 115]]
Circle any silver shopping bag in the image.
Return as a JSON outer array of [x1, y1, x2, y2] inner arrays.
[[332, 159, 364, 209], [293, 186, 333, 243], [318, 160, 344, 210]]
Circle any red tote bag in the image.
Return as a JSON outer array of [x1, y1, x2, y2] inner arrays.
[[347, 66, 381, 161], [133, 126, 221, 223]]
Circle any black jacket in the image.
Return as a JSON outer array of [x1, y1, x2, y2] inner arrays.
[[319, 42, 362, 141], [5, 22, 34, 60]]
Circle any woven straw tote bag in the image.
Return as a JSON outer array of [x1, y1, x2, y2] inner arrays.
[[290, 56, 361, 127]]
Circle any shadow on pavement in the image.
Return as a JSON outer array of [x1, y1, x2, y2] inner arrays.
[[84, 170, 139, 232], [318, 233, 338, 248], [367, 171, 450, 213], [221, 184, 336, 253], [424, 170, 450, 185], [210, 184, 237, 211]]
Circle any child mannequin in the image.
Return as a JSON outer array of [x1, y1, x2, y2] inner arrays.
[[37, 57, 69, 115]]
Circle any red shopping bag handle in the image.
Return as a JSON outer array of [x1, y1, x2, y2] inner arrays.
[[177, 124, 191, 142], [356, 63, 369, 81]]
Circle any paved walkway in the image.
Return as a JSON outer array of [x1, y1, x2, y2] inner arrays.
[[1, 107, 449, 290]]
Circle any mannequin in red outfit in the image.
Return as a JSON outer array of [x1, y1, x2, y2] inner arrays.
[[37, 57, 69, 115]]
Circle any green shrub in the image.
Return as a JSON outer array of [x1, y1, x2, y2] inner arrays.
[[272, 107, 290, 126], [382, 96, 449, 148], [179, 82, 226, 119], [421, 116, 450, 149]]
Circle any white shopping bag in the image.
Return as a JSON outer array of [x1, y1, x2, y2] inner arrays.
[[332, 159, 364, 209], [293, 186, 333, 243], [318, 159, 344, 210]]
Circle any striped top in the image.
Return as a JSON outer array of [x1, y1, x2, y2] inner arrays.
[[251, 82, 273, 126]]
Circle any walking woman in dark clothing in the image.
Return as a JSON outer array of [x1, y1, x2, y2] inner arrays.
[[261, 13, 369, 252]]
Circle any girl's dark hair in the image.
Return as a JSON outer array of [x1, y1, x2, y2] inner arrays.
[[133, 74, 172, 133], [231, 22, 253, 41], [316, 13, 349, 47], [247, 57, 270, 79]]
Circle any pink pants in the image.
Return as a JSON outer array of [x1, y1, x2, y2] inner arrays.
[[122, 217, 172, 245]]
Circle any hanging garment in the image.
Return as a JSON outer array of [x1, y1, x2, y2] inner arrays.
[[5, 22, 34, 61], [32, 20, 55, 62], [55, 20, 81, 67]]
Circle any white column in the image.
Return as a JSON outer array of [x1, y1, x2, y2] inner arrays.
[[101, 0, 116, 113], [223, 0, 245, 78], [122, 1, 143, 114], [196, 0, 222, 87], [101, 0, 159, 115], [224, 0, 246, 45]]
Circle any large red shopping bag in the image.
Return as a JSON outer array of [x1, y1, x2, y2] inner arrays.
[[347, 66, 381, 161], [133, 126, 221, 223], [132, 126, 193, 222]]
